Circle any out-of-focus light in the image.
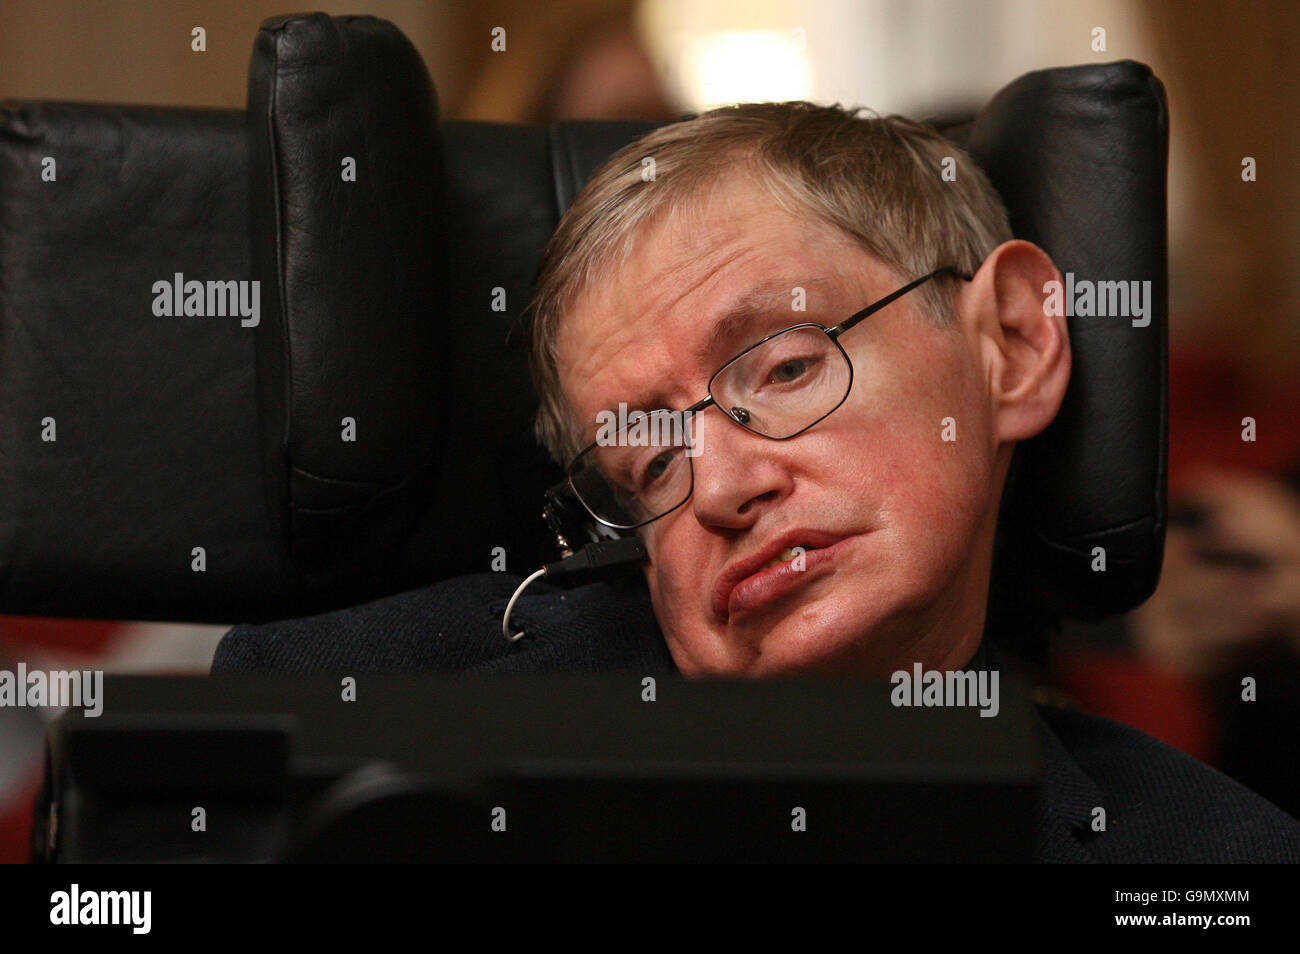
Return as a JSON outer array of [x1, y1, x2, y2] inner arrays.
[[678, 30, 814, 108]]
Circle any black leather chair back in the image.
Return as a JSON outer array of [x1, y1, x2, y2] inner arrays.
[[0, 14, 1167, 649]]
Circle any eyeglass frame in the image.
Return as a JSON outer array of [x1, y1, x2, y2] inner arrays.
[[564, 265, 974, 531]]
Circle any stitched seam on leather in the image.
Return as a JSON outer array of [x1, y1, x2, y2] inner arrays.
[[1147, 68, 1170, 541], [264, 28, 293, 492], [547, 125, 568, 216], [289, 463, 389, 490], [565, 126, 583, 212], [1026, 512, 1159, 553], [290, 475, 410, 513]]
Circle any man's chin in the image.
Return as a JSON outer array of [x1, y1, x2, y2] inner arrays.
[[677, 604, 902, 679]]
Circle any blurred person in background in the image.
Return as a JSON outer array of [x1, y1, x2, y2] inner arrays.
[[1053, 463, 1300, 819]]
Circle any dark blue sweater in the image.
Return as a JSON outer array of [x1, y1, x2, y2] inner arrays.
[[213, 572, 1300, 862]]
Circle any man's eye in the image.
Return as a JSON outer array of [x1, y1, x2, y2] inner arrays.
[[638, 449, 679, 488], [765, 355, 818, 385]]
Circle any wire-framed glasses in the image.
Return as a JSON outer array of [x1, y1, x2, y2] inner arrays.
[[566, 266, 972, 530]]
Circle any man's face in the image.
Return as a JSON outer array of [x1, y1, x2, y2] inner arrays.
[[557, 177, 1007, 678]]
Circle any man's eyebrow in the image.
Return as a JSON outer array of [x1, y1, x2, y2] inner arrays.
[[692, 277, 836, 363], [585, 277, 840, 435]]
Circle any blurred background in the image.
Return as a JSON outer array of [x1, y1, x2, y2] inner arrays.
[[1, 0, 1297, 859]]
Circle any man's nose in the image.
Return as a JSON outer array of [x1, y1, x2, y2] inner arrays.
[[688, 407, 792, 530]]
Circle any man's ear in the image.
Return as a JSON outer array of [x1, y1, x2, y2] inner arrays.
[[959, 240, 1071, 445]]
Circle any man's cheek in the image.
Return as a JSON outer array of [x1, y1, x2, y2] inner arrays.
[[863, 419, 991, 569], [645, 571, 710, 677], [645, 561, 692, 629]]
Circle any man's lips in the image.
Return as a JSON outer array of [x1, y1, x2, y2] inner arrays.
[[711, 530, 853, 622]]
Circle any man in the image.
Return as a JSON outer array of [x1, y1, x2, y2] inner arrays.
[[528, 103, 1039, 679], [215, 102, 1300, 861]]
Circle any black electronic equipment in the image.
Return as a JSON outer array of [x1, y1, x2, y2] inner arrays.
[[34, 673, 1039, 862]]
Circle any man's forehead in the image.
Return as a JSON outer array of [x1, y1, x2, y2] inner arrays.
[[687, 276, 838, 362], [565, 173, 815, 321]]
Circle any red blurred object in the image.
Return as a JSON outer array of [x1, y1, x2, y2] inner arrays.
[[1168, 346, 1300, 487], [0, 616, 122, 656], [0, 772, 40, 864], [1052, 647, 1216, 764]]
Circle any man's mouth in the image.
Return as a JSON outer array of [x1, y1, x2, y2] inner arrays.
[[712, 532, 851, 622], [760, 546, 818, 570]]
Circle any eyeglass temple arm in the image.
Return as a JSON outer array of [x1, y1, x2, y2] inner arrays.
[[828, 266, 972, 339]]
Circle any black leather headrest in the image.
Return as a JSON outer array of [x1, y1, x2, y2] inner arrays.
[[968, 62, 1168, 626], [248, 13, 444, 570], [0, 14, 452, 620]]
